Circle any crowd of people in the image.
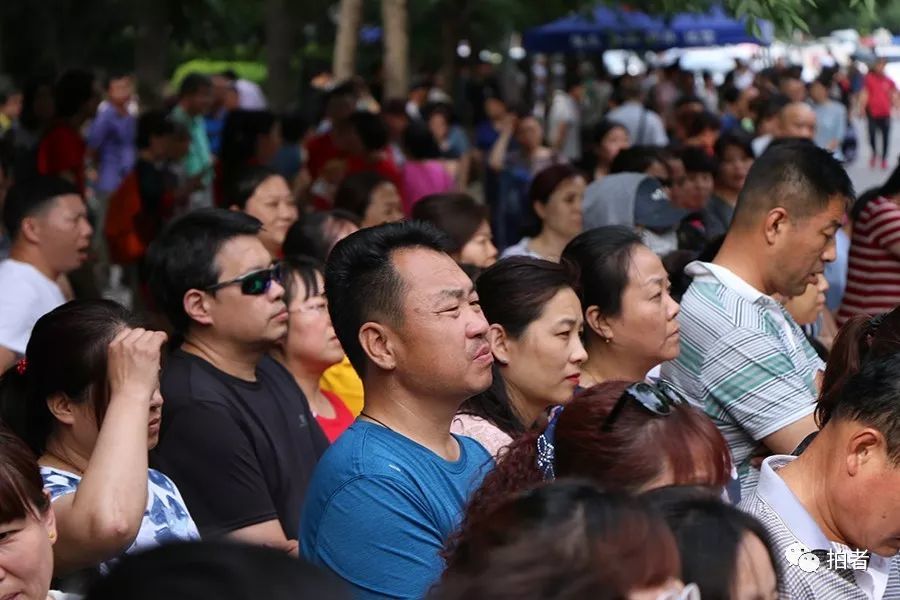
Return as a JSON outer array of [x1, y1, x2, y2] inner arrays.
[[1, 52, 900, 600]]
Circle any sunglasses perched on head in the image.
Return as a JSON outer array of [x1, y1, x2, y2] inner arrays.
[[601, 381, 687, 431], [204, 263, 285, 296]]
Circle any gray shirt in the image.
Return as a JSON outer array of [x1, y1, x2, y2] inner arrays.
[[813, 100, 848, 160], [606, 102, 668, 146], [703, 194, 736, 241]]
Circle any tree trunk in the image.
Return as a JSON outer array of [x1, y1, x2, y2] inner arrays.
[[265, 0, 295, 111], [134, 0, 169, 108], [381, 0, 409, 100], [439, 12, 459, 93], [333, 0, 363, 81]]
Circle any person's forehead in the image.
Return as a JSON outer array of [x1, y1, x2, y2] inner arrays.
[[46, 193, 85, 213], [215, 235, 271, 276], [391, 248, 469, 296]]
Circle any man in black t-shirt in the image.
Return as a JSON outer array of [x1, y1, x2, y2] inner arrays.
[[146, 208, 328, 555]]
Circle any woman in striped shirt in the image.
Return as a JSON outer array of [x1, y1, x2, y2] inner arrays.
[[838, 170, 900, 324]]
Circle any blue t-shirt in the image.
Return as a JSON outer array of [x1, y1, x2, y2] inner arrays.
[[300, 421, 493, 599]]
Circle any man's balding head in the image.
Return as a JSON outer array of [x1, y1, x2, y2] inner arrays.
[[777, 102, 816, 140]]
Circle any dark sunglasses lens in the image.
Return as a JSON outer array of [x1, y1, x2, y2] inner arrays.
[[241, 270, 271, 295]]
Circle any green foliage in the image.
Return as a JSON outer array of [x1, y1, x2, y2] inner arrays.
[[170, 60, 267, 87]]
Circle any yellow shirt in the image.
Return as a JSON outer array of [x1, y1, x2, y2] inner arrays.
[[320, 356, 364, 416]]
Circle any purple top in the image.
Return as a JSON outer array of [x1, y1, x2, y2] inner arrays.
[[88, 104, 137, 194]]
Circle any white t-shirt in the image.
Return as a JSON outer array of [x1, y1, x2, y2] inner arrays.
[[547, 91, 581, 161], [0, 259, 65, 354]]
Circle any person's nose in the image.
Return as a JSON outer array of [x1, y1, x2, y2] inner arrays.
[[467, 308, 490, 338], [269, 278, 286, 301], [822, 237, 837, 263], [571, 336, 588, 365], [150, 388, 164, 410], [667, 293, 681, 320]]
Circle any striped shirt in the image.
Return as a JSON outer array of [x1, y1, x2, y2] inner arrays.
[[741, 455, 900, 600], [838, 197, 900, 325], [660, 262, 823, 499]]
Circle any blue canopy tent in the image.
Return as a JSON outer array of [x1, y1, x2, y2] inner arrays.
[[522, 5, 773, 53]]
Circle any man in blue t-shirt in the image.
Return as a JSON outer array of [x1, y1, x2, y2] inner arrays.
[[300, 221, 496, 599]]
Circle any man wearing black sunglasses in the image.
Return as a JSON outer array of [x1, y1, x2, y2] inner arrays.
[[146, 208, 328, 556]]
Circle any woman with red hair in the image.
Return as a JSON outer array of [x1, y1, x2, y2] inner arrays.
[[449, 380, 732, 560]]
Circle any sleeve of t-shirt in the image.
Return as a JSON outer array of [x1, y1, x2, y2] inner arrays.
[[152, 399, 279, 538], [871, 203, 900, 249], [701, 328, 817, 442], [0, 287, 42, 354], [304, 475, 446, 599]]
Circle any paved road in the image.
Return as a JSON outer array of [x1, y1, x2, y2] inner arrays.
[[845, 116, 900, 195]]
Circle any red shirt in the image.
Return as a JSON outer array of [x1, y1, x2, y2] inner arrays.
[[314, 390, 354, 443], [345, 154, 404, 195], [304, 131, 347, 180], [864, 72, 896, 118], [37, 122, 87, 193]]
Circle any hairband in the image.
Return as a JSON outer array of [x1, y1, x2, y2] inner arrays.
[[536, 406, 564, 481], [15, 358, 27, 375]]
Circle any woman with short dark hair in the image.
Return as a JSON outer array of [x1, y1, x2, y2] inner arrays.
[[0, 300, 198, 577], [439, 480, 694, 600], [412, 193, 497, 268], [452, 257, 586, 455], [501, 164, 585, 262], [562, 226, 681, 387], [646, 486, 780, 600]]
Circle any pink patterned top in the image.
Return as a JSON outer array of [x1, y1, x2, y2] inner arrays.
[[451, 414, 514, 458]]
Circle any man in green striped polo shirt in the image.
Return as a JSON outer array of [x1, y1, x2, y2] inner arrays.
[[661, 140, 854, 500]]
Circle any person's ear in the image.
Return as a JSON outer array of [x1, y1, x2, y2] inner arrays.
[[359, 322, 396, 371], [184, 289, 214, 327], [846, 428, 882, 477], [487, 324, 511, 365], [46, 393, 77, 426], [18, 215, 42, 245], [585, 305, 614, 341], [228, 205, 241, 213], [533, 200, 548, 222], [42, 495, 57, 546], [763, 207, 789, 245]]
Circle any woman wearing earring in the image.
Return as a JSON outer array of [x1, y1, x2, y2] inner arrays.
[[561, 226, 681, 386]]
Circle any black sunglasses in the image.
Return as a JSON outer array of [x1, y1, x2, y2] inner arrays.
[[204, 263, 285, 296], [601, 381, 687, 431]]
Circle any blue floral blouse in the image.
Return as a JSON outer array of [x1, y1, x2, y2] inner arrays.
[[42, 466, 200, 573]]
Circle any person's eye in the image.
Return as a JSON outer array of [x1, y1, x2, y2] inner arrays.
[[0, 528, 20, 542]]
